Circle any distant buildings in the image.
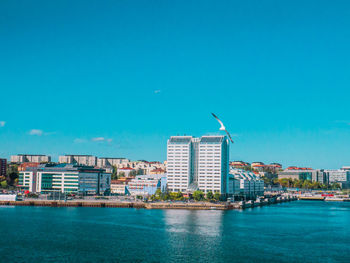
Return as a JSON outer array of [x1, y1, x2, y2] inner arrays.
[[324, 169, 350, 189], [150, 168, 166, 174], [230, 161, 250, 169], [18, 164, 111, 195], [118, 167, 135, 177], [59, 155, 97, 166], [0, 158, 6, 178], [167, 135, 229, 195], [278, 167, 315, 181], [127, 174, 167, 196], [110, 177, 133, 195], [97, 157, 130, 168], [11, 154, 51, 163], [277, 167, 350, 188]]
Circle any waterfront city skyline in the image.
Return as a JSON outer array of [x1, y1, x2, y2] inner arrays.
[[1, 0, 350, 169]]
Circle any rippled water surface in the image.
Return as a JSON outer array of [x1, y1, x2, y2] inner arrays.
[[1, 201, 349, 262]]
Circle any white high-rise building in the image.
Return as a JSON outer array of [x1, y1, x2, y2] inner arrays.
[[167, 136, 194, 193], [197, 136, 229, 194], [166, 135, 229, 194]]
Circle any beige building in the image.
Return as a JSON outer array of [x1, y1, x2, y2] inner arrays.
[[59, 155, 97, 166], [11, 154, 51, 163]]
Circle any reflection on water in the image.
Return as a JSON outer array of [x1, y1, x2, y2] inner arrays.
[[164, 209, 224, 237], [1, 202, 350, 263], [163, 210, 225, 262]]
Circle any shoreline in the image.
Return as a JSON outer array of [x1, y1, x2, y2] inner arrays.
[[0, 196, 297, 210]]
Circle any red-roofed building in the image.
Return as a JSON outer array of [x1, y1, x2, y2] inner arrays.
[[18, 162, 40, 171], [150, 168, 166, 174]]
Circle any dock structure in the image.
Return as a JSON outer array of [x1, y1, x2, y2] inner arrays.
[[298, 196, 325, 201], [0, 196, 297, 210]]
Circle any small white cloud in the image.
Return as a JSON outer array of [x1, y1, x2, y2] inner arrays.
[[29, 129, 43, 136], [92, 137, 105, 141], [91, 137, 113, 143], [0, 121, 5, 127], [154, 90, 161, 94], [74, 138, 87, 143]]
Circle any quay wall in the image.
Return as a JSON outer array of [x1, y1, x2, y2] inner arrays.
[[0, 196, 297, 210]]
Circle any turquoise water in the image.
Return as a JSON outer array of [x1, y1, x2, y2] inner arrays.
[[0, 201, 349, 263]]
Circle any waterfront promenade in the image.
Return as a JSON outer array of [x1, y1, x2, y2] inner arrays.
[[0, 195, 296, 210]]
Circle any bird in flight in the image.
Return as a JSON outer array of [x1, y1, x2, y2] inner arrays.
[[211, 113, 234, 143]]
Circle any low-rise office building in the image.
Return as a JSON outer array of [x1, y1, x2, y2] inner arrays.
[[18, 164, 111, 195], [278, 167, 328, 184], [278, 167, 313, 181], [110, 177, 133, 195], [324, 169, 350, 189], [127, 174, 167, 196], [229, 169, 265, 198], [11, 154, 51, 163]]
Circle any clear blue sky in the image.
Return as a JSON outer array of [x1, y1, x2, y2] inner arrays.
[[1, 0, 350, 169]]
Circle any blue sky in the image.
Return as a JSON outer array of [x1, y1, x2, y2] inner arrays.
[[1, 0, 350, 168]]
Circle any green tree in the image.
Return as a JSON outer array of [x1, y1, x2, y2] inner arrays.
[[206, 191, 214, 200], [111, 166, 118, 180], [214, 192, 221, 201], [6, 164, 19, 185], [129, 170, 137, 177], [0, 180, 8, 188], [193, 190, 204, 201], [169, 192, 183, 201]]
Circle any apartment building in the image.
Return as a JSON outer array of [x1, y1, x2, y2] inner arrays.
[[11, 154, 51, 163], [97, 157, 130, 168], [59, 155, 97, 166]]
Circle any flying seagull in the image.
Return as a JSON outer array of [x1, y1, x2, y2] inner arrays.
[[211, 113, 234, 143]]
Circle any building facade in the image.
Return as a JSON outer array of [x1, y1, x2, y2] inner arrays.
[[230, 169, 265, 198], [18, 164, 111, 194], [167, 136, 194, 193], [197, 136, 229, 194], [59, 155, 97, 166], [97, 157, 130, 168], [167, 135, 229, 195], [11, 154, 51, 163], [325, 169, 350, 189], [0, 158, 6, 178], [127, 174, 167, 196]]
